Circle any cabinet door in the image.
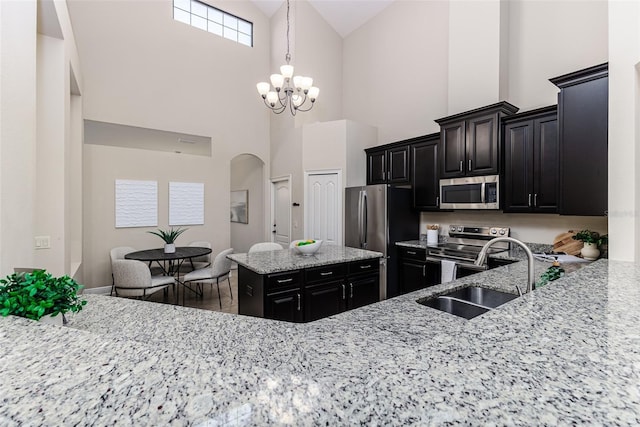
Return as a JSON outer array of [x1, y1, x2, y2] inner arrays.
[[412, 140, 440, 210], [367, 150, 387, 185], [399, 260, 428, 294], [348, 274, 379, 310], [440, 121, 466, 178], [557, 74, 608, 216], [503, 120, 534, 213], [533, 116, 559, 213], [304, 281, 345, 322], [467, 113, 499, 176], [265, 289, 303, 322], [387, 145, 410, 183]]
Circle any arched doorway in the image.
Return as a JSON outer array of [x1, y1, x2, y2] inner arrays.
[[230, 154, 265, 253]]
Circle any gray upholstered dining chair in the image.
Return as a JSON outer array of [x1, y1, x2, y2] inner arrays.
[[110, 246, 136, 295], [248, 242, 283, 253], [112, 259, 176, 299], [179, 240, 212, 273], [182, 248, 234, 308]]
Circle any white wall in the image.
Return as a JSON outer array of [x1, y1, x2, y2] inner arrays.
[[608, 1, 640, 262], [447, 0, 505, 113], [83, 144, 227, 287], [230, 154, 266, 253], [343, 0, 450, 144], [507, 0, 608, 111], [0, 0, 38, 275], [68, 0, 271, 286]]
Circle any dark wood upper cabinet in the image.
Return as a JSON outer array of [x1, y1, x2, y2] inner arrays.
[[503, 106, 558, 213], [411, 133, 440, 210], [550, 63, 608, 216], [366, 143, 410, 185], [436, 102, 519, 179]]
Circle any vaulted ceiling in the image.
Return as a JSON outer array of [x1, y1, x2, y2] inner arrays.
[[251, 0, 394, 37]]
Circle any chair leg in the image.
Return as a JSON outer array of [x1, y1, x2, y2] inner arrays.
[[227, 276, 233, 300], [216, 279, 222, 309]]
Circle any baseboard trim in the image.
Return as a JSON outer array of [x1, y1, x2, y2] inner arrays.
[[82, 286, 111, 295]]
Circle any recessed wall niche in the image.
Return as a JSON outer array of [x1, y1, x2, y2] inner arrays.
[[84, 120, 211, 156]]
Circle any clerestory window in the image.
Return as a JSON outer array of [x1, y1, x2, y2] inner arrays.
[[173, 0, 253, 47]]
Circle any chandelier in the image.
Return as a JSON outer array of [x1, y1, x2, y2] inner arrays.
[[256, 0, 319, 115]]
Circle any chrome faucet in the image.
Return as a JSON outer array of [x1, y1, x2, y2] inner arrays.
[[474, 237, 535, 296]]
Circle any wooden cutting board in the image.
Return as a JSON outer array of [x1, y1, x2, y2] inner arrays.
[[553, 230, 583, 256]]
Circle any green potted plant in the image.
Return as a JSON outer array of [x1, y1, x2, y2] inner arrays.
[[0, 269, 87, 325], [147, 227, 188, 253], [573, 229, 601, 260]]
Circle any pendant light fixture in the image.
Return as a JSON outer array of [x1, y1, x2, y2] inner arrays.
[[256, 0, 319, 115]]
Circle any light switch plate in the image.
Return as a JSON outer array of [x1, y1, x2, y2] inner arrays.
[[34, 236, 51, 249]]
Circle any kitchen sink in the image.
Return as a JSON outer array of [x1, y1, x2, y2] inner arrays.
[[418, 297, 490, 320], [441, 286, 518, 309], [417, 286, 518, 319]]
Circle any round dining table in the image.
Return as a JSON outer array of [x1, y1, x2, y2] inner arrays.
[[125, 246, 212, 277]]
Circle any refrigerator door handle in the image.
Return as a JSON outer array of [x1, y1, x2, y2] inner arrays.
[[362, 191, 368, 248], [357, 190, 364, 247]]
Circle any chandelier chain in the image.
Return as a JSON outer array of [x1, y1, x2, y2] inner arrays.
[[286, 0, 291, 63]]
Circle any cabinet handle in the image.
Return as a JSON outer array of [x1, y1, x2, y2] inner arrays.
[[436, 196, 439, 207], [468, 159, 472, 171], [350, 283, 354, 299], [422, 265, 426, 277], [320, 271, 333, 276], [359, 264, 371, 269], [459, 160, 463, 172], [534, 193, 538, 207], [277, 278, 293, 284], [407, 250, 417, 255], [528, 193, 532, 207], [297, 293, 301, 311], [342, 283, 346, 300]]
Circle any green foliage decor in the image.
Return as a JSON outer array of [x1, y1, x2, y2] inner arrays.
[[0, 270, 87, 321], [147, 227, 188, 244], [572, 229, 600, 244]]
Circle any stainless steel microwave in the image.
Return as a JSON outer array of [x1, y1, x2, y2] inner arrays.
[[439, 175, 500, 209]]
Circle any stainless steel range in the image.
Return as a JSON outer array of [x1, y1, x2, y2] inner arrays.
[[426, 224, 510, 273]]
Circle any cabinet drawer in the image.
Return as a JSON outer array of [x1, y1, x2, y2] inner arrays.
[[348, 258, 380, 275], [266, 271, 302, 290], [305, 263, 347, 285], [398, 247, 426, 261]]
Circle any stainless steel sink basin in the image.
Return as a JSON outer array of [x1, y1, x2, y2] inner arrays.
[[417, 286, 518, 319], [441, 286, 518, 309], [418, 297, 490, 320]]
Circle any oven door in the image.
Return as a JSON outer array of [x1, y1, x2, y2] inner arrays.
[[439, 175, 499, 209]]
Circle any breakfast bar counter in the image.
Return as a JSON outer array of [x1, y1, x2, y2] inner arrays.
[[2, 258, 640, 425]]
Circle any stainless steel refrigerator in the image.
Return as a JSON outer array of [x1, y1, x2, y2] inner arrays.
[[345, 185, 420, 300]]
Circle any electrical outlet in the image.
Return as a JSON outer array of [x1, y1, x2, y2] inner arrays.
[[34, 236, 51, 249]]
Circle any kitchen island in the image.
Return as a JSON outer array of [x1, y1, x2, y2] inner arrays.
[[227, 245, 383, 322], [2, 258, 639, 425]]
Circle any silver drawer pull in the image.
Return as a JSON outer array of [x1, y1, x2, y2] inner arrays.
[[407, 251, 417, 255], [320, 271, 333, 276], [277, 278, 293, 284], [359, 265, 371, 269]]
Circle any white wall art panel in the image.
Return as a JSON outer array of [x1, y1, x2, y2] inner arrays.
[[115, 180, 158, 228], [169, 181, 204, 226]]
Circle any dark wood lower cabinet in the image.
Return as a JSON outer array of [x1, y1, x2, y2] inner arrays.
[[238, 259, 380, 323], [265, 288, 303, 323], [304, 281, 345, 322]]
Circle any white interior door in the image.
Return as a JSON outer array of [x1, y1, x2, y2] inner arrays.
[[305, 171, 342, 245], [271, 177, 291, 247]]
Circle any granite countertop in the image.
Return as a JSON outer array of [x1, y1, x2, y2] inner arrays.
[[2, 257, 640, 424], [227, 244, 382, 274]]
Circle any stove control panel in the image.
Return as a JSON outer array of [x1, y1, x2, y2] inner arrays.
[[449, 225, 510, 239]]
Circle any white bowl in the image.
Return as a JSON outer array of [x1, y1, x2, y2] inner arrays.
[[292, 239, 323, 256]]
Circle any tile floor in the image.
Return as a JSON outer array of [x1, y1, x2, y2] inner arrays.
[[144, 268, 239, 314]]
